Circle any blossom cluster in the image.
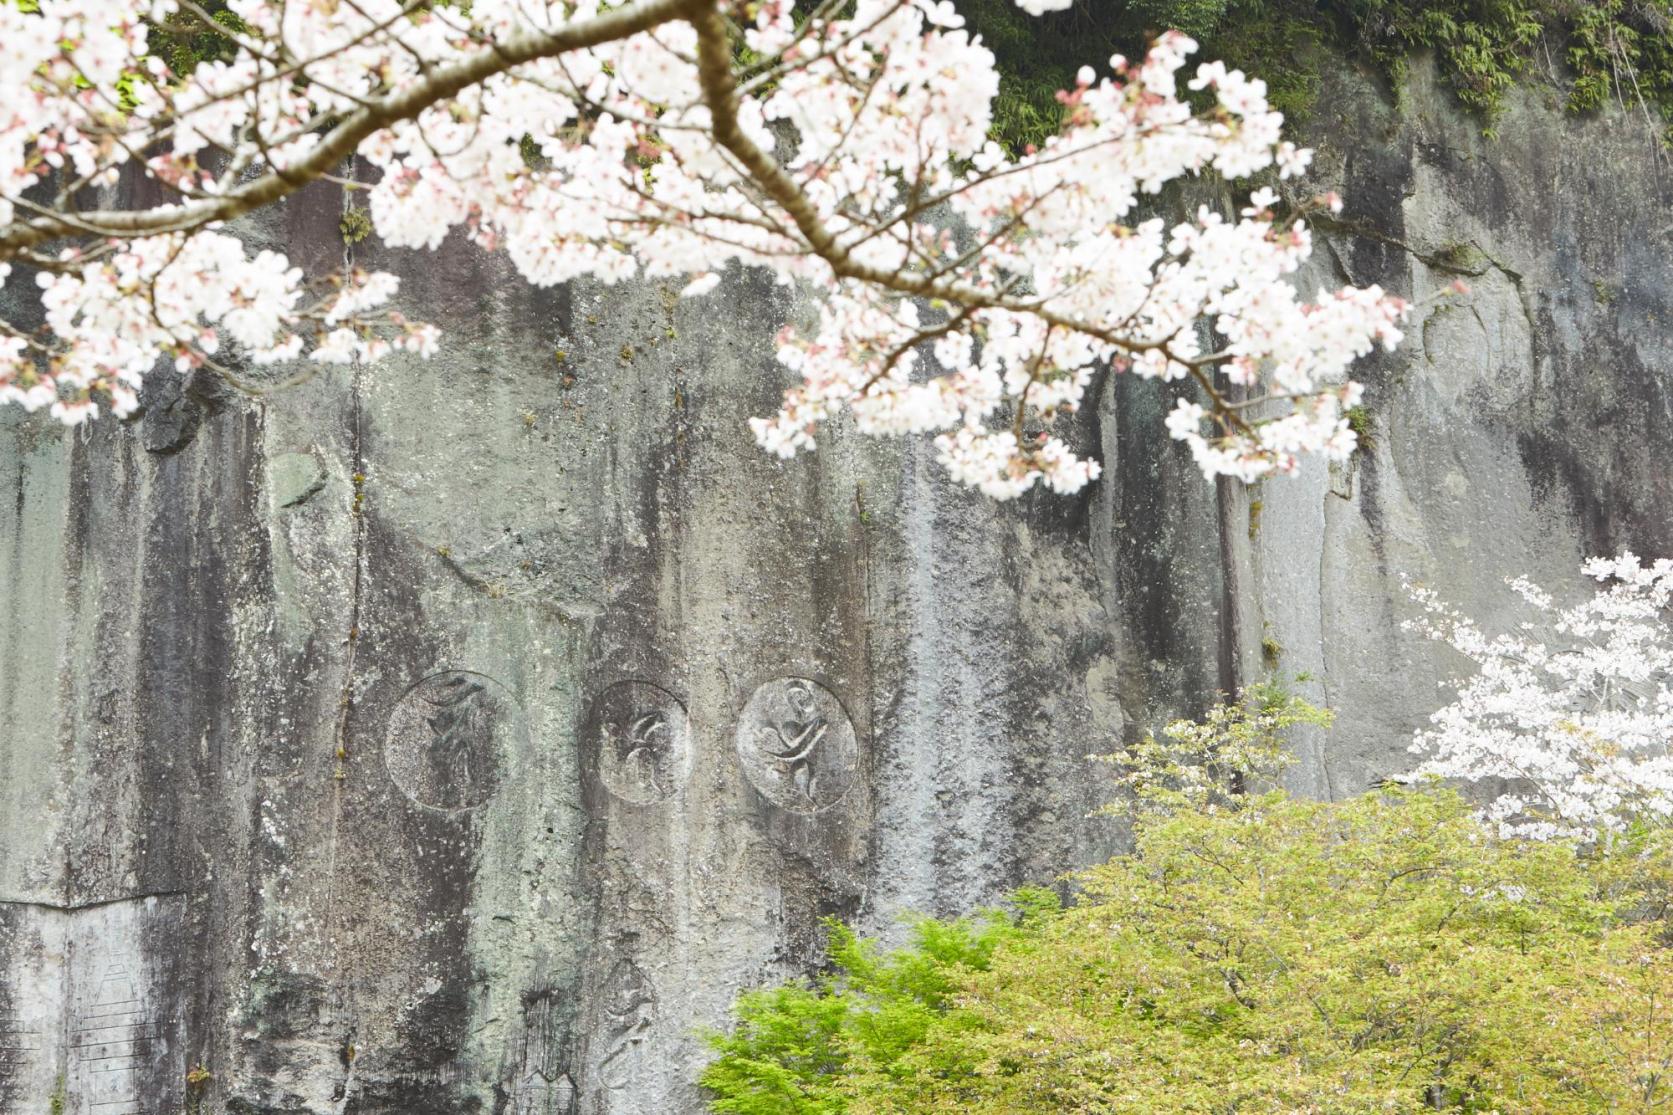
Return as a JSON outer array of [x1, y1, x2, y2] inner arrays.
[[1, 0, 1411, 496], [0, 0, 436, 420], [1408, 555, 1673, 839], [728, 26, 1409, 494]]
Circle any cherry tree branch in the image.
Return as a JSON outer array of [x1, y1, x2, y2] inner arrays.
[[0, 0, 694, 259], [690, 4, 1196, 362]]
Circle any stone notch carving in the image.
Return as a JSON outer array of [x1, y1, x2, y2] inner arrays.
[[735, 677, 858, 812], [384, 670, 524, 811], [0, 896, 186, 1115], [594, 960, 656, 1091], [512, 988, 576, 1115], [589, 682, 693, 806], [511, 1070, 576, 1115]]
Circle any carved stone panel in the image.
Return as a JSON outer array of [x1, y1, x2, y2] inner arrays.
[[0, 1010, 39, 1115], [0, 896, 185, 1115], [735, 678, 858, 812], [513, 987, 576, 1115], [70, 945, 157, 1114], [589, 682, 692, 806], [384, 671, 525, 811]]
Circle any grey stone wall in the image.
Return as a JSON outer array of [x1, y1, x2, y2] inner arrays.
[[0, 58, 1667, 1114]]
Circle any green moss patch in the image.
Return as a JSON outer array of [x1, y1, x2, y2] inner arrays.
[[955, 0, 1673, 149]]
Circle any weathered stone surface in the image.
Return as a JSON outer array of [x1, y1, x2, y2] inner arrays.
[[0, 59, 1667, 1113], [267, 452, 327, 510], [140, 367, 230, 456]]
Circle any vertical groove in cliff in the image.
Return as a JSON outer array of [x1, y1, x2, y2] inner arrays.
[[323, 178, 368, 996]]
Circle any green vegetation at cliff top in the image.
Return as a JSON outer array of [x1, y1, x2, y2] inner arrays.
[[962, 0, 1673, 149], [140, 0, 1673, 153]]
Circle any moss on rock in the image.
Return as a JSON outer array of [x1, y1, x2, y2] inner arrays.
[[954, 0, 1673, 150]]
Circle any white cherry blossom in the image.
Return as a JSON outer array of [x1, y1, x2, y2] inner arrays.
[[1408, 555, 1673, 838]]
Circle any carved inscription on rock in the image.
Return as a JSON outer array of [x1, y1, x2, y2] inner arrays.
[[590, 682, 692, 805], [595, 960, 656, 1091], [0, 1009, 39, 1113], [72, 945, 159, 1114], [385, 671, 524, 811], [735, 678, 858, 813]]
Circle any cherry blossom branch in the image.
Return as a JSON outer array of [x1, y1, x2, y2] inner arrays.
[[692, 6, 1171, 352], [0, 0, 693, 258], [1, 0, 1416, 494]]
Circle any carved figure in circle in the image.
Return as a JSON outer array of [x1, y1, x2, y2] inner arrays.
[[596, 960, 657, 1090], [735, 677, 858, 813], [591, 682, 692, 805], [423, 674, 489, 799], [386, 671, 523, 811], [758, 680, 829, 804]]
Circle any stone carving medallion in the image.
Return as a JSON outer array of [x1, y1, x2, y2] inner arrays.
[[735, 677, 858, 812], [385, 671, 522, 811], [590, 682, 692, 805]]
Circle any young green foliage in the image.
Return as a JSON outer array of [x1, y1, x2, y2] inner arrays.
[[700, 894, 1059, 1114], [1096, 679, 1332, 818], [706, 791, 1673, 1114], [838, 790, 1673, 1114]]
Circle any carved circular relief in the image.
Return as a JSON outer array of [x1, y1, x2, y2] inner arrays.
[[385, 671, 522, 811], [735, 677, 857, 813], [590, 681, 693, 805]]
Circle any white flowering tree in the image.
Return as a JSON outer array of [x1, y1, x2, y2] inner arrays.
[[1, 0, 1412, 497], [1408, 555, 1673, 839]]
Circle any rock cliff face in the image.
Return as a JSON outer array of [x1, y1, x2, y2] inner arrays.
[[0, 56, 1668, 1115]]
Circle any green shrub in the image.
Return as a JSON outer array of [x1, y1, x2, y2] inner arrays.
[[700, 893, 1061, 1114], [704, 788, 1673, 1113], [705, 682, 1673, 1113]]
